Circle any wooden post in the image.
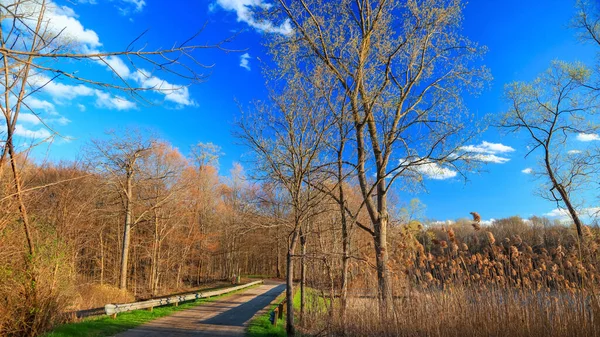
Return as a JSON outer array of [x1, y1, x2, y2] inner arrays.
[[111, 313, 117, 319], [147, 307, 153, 312], [278, 302, 284, 319], [272, 308, 278, 326]]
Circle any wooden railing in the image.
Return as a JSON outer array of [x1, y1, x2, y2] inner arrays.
[[104, 280, 263, 318], [270, 297, 286, 325]]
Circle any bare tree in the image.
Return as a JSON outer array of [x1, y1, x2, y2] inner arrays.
[[237, 73, 333, 335], [266, 0, 490, 312], [501, 61, 600, 238], [87, 130, 157, 290], [137, 142, 188, 296], [574, 0, 600, 49], [0, 1, 228, 332]]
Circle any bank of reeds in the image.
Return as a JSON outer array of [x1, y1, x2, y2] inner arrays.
[[303, 222, 600, 336]]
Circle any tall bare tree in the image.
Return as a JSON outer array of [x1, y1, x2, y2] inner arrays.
[[87, 130, 156, 290], [501, 61, 599, 238], [266, 0, 489, 311], [237, 72, 333, 335], [0, 1, 228, 333], [137, 142, 188, 296]]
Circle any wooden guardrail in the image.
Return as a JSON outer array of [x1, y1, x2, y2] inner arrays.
[[104, 280, 263, 318], [270, 297, 286, 326]]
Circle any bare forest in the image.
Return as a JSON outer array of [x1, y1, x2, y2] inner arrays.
[[2, 0, 600, 336]]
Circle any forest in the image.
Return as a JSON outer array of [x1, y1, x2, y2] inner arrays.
[[1, 0, 600, 336]]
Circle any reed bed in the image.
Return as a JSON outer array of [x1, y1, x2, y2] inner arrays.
[[302, 222, 600, 336]]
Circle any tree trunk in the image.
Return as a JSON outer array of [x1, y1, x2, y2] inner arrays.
[[340, 209, 350, 318], [374, 214, 392, 316], [119, 172, 133, 290], [545, 148, 584, 237], [99, 230, 104, 285], [300, 230, 307, 322], [276, 235, 282, 278], [151, 238, 159, 296], [286, 228, 300, 336], [6, 131, 38, 336], [150, 212, 159, 296]]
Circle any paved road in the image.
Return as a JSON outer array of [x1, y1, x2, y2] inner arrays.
[[114, 281, 285, 337]]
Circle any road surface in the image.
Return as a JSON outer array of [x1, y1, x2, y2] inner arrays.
[[114, 280, 285, 337]]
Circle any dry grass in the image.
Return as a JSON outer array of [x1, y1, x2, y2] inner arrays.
[[301, 221, 600, 336], [73, 284, 134, 310], [317, 288, 600, 337]]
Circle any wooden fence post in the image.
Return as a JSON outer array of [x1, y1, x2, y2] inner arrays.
[[271, 308, 278, 326], [278, 302, 285, 319]]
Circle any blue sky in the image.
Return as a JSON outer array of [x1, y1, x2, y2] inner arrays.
[[15, 0, 600, 223]]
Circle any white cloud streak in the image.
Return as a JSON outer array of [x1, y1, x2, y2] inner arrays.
[[576, 133, 600, 142], [414, 162, 458, 180], [521, 168, 533, 174], [122, 0, 145, 12], [214, 0, 293, 35], [460, 141, 514, 164], [544, 207, 600, 220], [461, 141, 515, 154], [240, 53, 251, 70]]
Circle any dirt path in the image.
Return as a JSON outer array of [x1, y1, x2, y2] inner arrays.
[[114, 280, 285, 337]]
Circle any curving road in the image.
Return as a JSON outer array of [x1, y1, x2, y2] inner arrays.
[[114, 280, 285, 337]]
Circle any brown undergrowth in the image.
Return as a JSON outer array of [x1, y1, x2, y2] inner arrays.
[[301, 220, 600, 336]]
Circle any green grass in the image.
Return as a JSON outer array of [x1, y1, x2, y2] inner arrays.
[[246, 286, 332, 337], [247, 286, 311, 337], [304, 288, 330, 314], [43, 284, 260, 337], [242, 274, 277, 279], [246, 293, 287, 337]]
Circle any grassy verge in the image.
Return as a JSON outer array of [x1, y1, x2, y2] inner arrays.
[[246, 291, 288, 337], [247, 286, 308, 337], [44, 283, 260, 337]]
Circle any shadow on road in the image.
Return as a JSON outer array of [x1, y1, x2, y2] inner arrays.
[[200, 284, 286, 327]]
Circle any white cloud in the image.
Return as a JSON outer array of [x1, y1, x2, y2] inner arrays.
[[521, 168, 533, 174], [19, 1, 195, 111], [414, 162, 458, 180], [544, 208, 569, 218], [19, 113, 41, 125], [24, 97, 57, 115], [568, 150, 582, 155], [460, 141, 514, 164], [94, 91, 137, 110], [122, 0, 145, 12], [461, 141, 515, 154], [240, 53, 251, 70], [480, 218, 496, 226], [576, 133, 600, 142], [77, 104, 86, 112], [13, 124, 52, 139], [32, 74, 95, 101], [80, 0, 145, 15], [398, 157, 458, 180], [94, 59, 195, 107], [544, 207, 600, 220], [130, 70, 195, 106], [431, 220, 455, 226], [214, 0, 293, 35], [49, 116, 71, 125], [469, 154, 511, 164], [31, 74, 137, 110], [103, 56, 131, 79], [11, 0, 103, 50]]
